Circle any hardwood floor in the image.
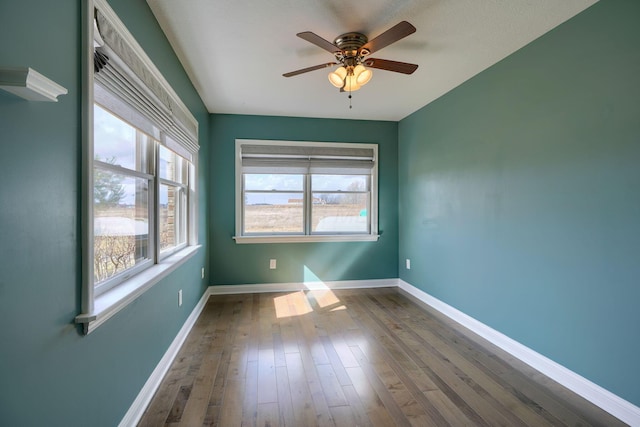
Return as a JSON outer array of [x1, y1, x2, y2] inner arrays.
[[138, 288, 625, 426]]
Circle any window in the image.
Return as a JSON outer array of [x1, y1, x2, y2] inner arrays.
[[93, 103, 154, 292], [158, 146, 189, 253], [77, 0, 199, 333], [235, 140, 379, 243]]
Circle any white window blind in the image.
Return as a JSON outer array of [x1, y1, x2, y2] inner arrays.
[[93, 8, 198, 161], [240, 143, 375, 175]]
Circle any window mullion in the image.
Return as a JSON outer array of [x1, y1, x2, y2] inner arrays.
[[304, 174, 312, 235], [186, 162, 192, 245], [241, 174, 246, 235], [151, 135, 159, 263]]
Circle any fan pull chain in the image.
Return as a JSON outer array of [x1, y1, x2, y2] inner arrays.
[[349, 93, 352, 109]]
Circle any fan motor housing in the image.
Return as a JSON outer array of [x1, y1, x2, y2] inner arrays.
[[333, 32, 368, 57]]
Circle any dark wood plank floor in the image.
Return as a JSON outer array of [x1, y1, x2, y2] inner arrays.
[[138, 287, 625, 426]]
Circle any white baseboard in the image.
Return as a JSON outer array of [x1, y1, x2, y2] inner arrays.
[[208, 278, 398, 295], [119, 286, 213, 427], [398, 279, 640, 426]]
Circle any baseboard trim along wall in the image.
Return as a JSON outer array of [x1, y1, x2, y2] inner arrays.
[[208, 278, 398, 295], [119, 286, 213, 427], [121, 278, 640, 426], [397, 279, 640, 427]]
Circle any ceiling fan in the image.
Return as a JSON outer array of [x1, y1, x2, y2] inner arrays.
[[283, 21, 419, 93]]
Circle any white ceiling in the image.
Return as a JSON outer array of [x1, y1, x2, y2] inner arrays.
[[147, 0, 597, 121]]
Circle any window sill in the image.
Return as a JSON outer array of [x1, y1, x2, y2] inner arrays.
[[233, 235, 380, 244], [75, 245, 201, 334]]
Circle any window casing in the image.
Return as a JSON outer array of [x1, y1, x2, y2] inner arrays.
[[77, 0, 199, 333], [235, 140, 379, 243]]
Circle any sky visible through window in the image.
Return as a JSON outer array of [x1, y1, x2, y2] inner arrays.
[[94, 105, 172, 205]]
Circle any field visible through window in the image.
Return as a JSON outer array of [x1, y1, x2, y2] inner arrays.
[[244, 203, 367, 233]]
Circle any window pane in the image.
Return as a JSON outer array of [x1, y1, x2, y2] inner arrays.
[[245, 174, 303, 191], [160, 145, 188, 184], [94, 171, 150, 283], [244, 192, 304, 233], [94, 104, 149, 172], [160, 183, 187, 251], [312, 192, 369, 233], [312, 175, 368, 192]]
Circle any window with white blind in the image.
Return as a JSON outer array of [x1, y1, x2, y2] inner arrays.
[[76, 0, 199, 333], [235, 140, 379, 243]]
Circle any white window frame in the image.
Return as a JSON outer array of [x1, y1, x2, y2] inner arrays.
[[91, 123, 156, 297], [76, 0, 200, 334], [234, 139, 379, 244]]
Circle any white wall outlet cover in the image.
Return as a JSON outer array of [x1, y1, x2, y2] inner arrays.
[[269, 259, 277, 269]]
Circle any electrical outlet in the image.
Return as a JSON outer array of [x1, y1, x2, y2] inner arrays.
[[406, 259, 411, 269], [269, 259, 277, 269], [201, 267, 205, 279], [178, 289, 183, 306]]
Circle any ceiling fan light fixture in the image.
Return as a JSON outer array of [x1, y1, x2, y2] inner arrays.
[[354, 65, 373, 86], [328, 66, 347, 88], [344, 75, 361, 92], [285, 21, 418, 104]]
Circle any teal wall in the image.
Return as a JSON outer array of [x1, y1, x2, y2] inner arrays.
[[398, 0, 640, 406], [0, 1, 209, 426], [209, 114, 398, 285], [2, 0, 638, 424]]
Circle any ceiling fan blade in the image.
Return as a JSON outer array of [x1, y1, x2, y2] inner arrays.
[[364, 58, 418, 74], [283, 62, 338, 77], [297, 31, 340, 54], [361, 21, 416, 54]]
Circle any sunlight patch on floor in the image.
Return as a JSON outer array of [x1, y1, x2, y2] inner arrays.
[[307, 289, 341, 308], [273, 291, 312, 318], [273, 266, 349, 318]]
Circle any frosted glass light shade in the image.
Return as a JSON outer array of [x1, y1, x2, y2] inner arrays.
[[356, 68, 372, 85], [344, 75, 361, 92], [328, 66, 347, 88]]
